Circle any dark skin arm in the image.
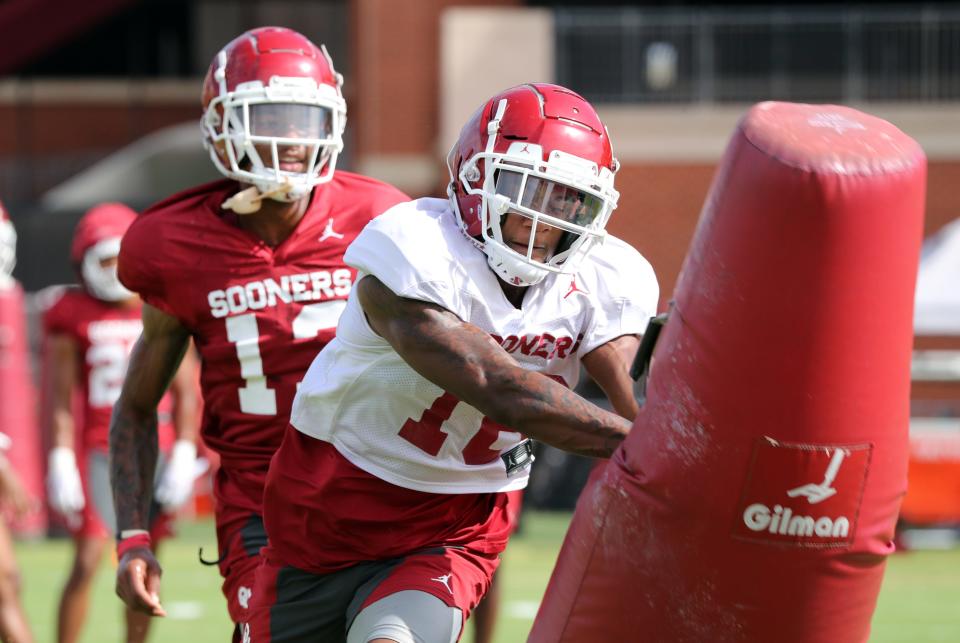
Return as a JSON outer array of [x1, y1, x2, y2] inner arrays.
[[47, 333, 79, 451], [581, 334, 641, 421], [356, 276, 632, 458], [110, 303, 191, 617], [168, 341, 200, 444]]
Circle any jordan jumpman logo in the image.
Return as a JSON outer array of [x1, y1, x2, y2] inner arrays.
[[431, 574, 453, 595], [564, 276, 588, 299], [318, 218, 345, 243]]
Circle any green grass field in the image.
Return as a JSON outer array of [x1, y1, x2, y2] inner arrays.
[[14, 512, 960, 642]]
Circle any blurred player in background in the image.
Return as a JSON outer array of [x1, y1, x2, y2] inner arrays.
[[109, 27, 408, 638], [245, 82, 657, 642], [43, 203, 200, 643], [0, 203, 36, 643], [0, 439, 34, 643]]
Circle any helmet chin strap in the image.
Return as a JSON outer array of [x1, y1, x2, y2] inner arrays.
[[221, 179, 296, 214], [488, 251, 550, 287]]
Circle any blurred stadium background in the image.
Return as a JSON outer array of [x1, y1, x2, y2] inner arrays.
[[1, 0, 959, 641]]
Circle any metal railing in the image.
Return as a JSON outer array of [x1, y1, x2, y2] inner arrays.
[[556, 5, 960, 104]]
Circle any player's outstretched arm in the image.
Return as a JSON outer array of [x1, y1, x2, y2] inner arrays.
[[582, 334, 641, 421], [356, 276, 632, 458], [45, 333, 86, 525], [110, 302, 189, 616], [154, 343, 201, 513]]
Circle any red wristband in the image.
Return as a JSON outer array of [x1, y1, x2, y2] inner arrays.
[[117, 533, 152, 559]]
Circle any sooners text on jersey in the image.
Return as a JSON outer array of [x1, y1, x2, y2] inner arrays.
[[290, 197, 660, 494], [118, 175, 408, 512]]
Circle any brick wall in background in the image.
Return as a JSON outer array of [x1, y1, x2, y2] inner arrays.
[[0, 83, 197, 203], [350, 0, 523, 195], [610, 160, 960, 311]]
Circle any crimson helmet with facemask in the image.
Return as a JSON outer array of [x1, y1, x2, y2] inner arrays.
[[447, 83, 619, 286], [71, 203, 137, 302], [201, 26, 347, 202]]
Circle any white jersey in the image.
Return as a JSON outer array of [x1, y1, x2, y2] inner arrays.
[[290, 197, 659, 494]]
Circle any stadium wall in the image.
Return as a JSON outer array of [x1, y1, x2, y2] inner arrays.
[[1, 3, 959, 304]]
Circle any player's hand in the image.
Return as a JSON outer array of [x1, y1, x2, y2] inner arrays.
[[0, 458, 37, 520], [46, 446, 85, 523], [154, 440, 198, 512], [116, 547, 167, 617]]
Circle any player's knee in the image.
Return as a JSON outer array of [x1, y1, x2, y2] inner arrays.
[[347, 590, 462, 643]]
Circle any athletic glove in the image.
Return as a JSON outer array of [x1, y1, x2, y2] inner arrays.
[[154, 440, 198, 512], [47, 446, 85, 523]]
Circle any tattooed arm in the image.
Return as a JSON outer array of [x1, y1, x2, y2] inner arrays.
[[356, 276, 631, 458], [110, 302, 190, 616]]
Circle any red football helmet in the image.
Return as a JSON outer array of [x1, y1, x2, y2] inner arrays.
[[71, 203, 137, 302], [447, 83, 620, 286], [0, 200, 15, 282], [201, 26, 346, 201]]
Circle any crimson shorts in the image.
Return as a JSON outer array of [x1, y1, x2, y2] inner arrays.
[[505, 488, 524, 533], [212, 501, 267, 625], [209, 463, 271, 626], [245, 545, 499, 642]]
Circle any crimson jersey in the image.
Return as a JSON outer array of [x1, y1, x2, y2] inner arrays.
[[118, 175, 408, 513], [43, 288, 175, 452]]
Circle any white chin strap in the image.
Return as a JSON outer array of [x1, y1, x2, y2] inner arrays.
[[221, 178, 297, 214], [253, 176, 308, 203], [82, 238, 133, 302], [487, 249, 550, 287]]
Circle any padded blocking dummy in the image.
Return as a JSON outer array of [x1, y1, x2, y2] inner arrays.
[[0, 281, 45, 535], [530, 102, 926, 642]]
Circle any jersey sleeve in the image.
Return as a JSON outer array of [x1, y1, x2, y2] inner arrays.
[[579, 236, 660, 356], [42, 290, 75, 336], [118, 215, 177, 317], [344, 198, 474, 320]]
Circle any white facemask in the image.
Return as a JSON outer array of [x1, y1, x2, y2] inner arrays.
[[81, 238, 133, 302], [0, 218, 15, 285]]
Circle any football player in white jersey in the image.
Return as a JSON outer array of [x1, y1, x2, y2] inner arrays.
[[245, 83, 659, 643]]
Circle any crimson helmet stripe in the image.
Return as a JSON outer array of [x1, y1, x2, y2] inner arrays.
[[447, 83, 619, 287], [201, 27, 347, 201]]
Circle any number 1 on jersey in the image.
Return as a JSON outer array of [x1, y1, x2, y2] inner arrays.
[[224, 301, 347, 416], [225, 314, 277, 415]]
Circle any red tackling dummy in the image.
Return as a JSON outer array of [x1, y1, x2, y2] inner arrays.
[[0, 282, 45, 536], [530, 102, 926, 642]]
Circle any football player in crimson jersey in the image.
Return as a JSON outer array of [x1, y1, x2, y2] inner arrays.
[[43, 203, 200, 643], [109, 26, 409, 637], [244, 83, 659, 642]]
